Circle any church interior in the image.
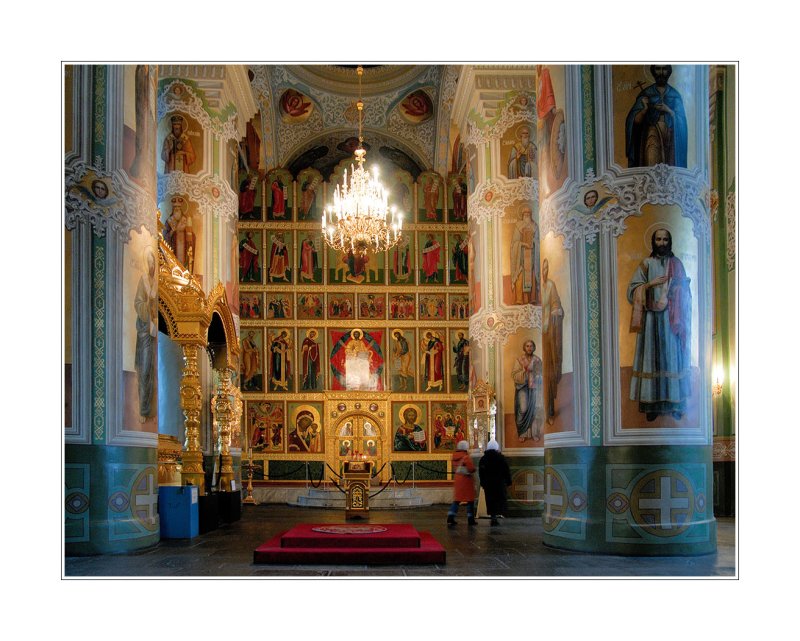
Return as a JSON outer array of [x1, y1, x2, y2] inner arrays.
[[63, 62, 737, 580]]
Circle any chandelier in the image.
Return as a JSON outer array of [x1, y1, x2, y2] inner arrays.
[[322, 66, 402, 256]]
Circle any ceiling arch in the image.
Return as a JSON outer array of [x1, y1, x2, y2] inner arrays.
[[285, 128, 427, 180], [252, 65, 445, 173], [289, 65, 431, 96]]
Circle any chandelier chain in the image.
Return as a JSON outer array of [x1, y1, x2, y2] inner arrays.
[[357, 65, 364, 151], [322, 64, 403, 256]]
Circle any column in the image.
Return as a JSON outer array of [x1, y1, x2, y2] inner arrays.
[[65, 64, 160, 554], [180, 343, 206, 492], [452, 66, 543, 517], [540, 64, 717, 554], [156, 66, 257, 491], [214, 368, 236, 491]]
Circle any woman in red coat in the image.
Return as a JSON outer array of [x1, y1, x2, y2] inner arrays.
[[447, 440, 476, 526]]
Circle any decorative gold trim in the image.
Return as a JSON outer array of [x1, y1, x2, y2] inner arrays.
[[206, 281, 240, 371], [180, 343, 206, 493], [713, 436, 736, 462], [214, 368, 235, 490], [256, 221, 298, 231], [240, 393, 468, 401], [157, 228, 210, 345], [158, 218, 245, 492], [231, 382, 243, 450], [470, 378, 495, 414], [157, 434, 183, 486], [254, 453, 327, 462]]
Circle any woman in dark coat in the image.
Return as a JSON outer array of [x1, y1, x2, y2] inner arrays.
[[479, 439, 512, 526]]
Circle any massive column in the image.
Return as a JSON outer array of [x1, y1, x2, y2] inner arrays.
[[452, 66, 544, 517], [64, 65, 256, 553], [539, 65, 717, 554], [65, 65, 161, 554]]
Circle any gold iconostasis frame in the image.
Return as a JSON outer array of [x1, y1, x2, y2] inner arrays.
[[245, 389, 477, 485]]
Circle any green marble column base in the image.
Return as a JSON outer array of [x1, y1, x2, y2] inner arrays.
[[542, 445, 717, 556], [504, 454, 545, 517], [65, 444, 160, 556]]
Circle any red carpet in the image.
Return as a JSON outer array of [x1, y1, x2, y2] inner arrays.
[[253, 523, 446, 565]]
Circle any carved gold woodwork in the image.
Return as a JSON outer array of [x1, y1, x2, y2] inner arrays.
[[242, 454, 259, 505], [158, 231, 239, 368], [180, 343, 206, 493], [330, 411, 386, 483], [157, 434, 183, 486], [469, 379, 494, 414], [468, 379, 496, 450], [158, 222, 209, 343], [207, 281, 241, 372], [214, 368, 235, 491], [158, 225, 243, 493], [324, 393, 389, 484], [231, 383, 243, 449], [342, 460, 373, 519], [247, 391, 458, 482]]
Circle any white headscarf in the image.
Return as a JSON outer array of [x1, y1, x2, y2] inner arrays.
[[486, 439, 500, 452], [456, 440, 469, 451]]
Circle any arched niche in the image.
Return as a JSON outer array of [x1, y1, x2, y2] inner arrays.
[[156, 226, 243, 492], [205, 283, 243, 471], [205, 282, 240, 373]]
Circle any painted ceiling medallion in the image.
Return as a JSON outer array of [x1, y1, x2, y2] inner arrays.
[[343, 100, 361, 124], [399, 89, 433, 124], [279, 89, 314, 123]]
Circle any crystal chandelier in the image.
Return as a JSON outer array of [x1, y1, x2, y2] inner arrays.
[[322, 66, 402, 256]]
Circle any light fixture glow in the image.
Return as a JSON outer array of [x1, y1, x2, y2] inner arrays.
[[322, 65, 402, 256], [712, 364, 724, 398]]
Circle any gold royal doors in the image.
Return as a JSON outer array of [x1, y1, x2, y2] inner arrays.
[[331, 412, 387, 483]]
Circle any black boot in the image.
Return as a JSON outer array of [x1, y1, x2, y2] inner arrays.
[[447, 515, 457, 526], [468, 517, 477, 526]]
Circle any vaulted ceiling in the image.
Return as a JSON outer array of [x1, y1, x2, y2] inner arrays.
[[249, 65, 455, 179]]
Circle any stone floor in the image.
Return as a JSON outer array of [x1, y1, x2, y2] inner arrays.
[[64, 505, 736, 578]]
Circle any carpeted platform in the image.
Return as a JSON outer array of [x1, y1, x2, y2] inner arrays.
[[253, 523, 446, 565]]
